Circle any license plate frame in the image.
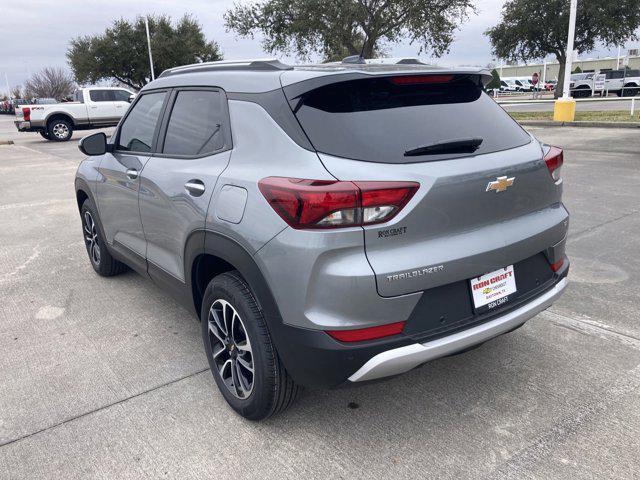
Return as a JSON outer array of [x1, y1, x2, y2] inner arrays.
[[470, 265, 517, 313]]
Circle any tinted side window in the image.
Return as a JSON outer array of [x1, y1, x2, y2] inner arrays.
[[162, 90, 225, 156], [117, 92, 166, 153], [74, 91, 84, 103], [112, 90, 132, 102], [89, 90, 111, 102]]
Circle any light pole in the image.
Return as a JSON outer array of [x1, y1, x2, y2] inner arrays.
[[554, 0, 577, 121], [145, 16, 155, 81]]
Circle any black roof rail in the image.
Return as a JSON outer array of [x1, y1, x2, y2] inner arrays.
[[340, 56, 427, 66], [159, 59, 293, 78]]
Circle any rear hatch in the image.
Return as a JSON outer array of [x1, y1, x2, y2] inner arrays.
[[285, 72, 568, 297]]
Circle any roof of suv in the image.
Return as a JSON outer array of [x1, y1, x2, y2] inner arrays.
[[145, 58, 492, 94]]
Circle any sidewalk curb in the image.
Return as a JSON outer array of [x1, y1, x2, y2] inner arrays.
[[0, 140, 15, 145], [518, 120, 640, 129]]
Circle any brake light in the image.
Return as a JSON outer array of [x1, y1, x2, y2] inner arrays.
[[326, 321, 406, 342], [22, 107, 31, 121], [390, 75, 454, 85], [550, 257, 564, 272], [258, 177, 419, 229], [544, 146, 563, 182]]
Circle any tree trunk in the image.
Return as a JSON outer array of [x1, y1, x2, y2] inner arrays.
[[363, 38, 375, 59], [555, 55, 566, 99]]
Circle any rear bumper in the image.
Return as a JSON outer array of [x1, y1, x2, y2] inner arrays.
[[348, 276, 567, 382], [14, 120, 42, 132], [274, 262, 568, 388]]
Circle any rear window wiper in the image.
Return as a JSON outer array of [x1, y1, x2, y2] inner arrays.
[[404, 137, 483, 157]]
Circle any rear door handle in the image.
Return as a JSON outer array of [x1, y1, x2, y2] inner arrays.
[[185, 179, 206, 197], [126, 168, 139, 180]]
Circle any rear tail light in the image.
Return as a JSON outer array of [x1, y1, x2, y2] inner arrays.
[[550, 257, 565, 272], [544, 146, 563, 182], [326, 321, 406, 342], [22, 107, 31, 121], [390, 75, 454, 85], [258, 177, 419, 229]]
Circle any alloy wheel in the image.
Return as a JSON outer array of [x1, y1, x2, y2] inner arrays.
[[83, 211, 100, 266], [52, 123, 69, 140], [208, 299, 254, 399]]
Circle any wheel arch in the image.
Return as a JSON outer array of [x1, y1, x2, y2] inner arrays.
[[186, 231, 283, 327], [75, 178, 97, 212], [74, 178, 110, 251], [45, 112, 75, 128]]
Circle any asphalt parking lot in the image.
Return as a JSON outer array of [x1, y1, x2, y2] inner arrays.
[[1, 115, 639, 479]]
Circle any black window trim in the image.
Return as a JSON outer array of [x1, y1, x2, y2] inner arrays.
[[112, 88, 172, 156], [154, 86, 233, 160]]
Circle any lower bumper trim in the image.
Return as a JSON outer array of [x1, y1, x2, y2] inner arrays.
[[348, 277, 567, 382]]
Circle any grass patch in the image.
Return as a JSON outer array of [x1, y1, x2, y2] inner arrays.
[[509, 110, 640, 122]]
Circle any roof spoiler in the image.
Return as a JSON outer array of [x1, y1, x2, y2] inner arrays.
[[284, 69, 494, 101]]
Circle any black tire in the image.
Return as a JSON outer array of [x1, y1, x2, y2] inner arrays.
[[39, 130, 50, 139], [80, 198, 127, 276], [622, 85, 639, 97], [47, 118, 73, 142], [571, 89, 589, 98], [201, 271, 301, 420]]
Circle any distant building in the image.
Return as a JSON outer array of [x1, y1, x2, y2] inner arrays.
[[498, 52, 640, 81]]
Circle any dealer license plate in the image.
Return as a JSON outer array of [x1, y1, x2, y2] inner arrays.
[[470, 265, 517, 311]]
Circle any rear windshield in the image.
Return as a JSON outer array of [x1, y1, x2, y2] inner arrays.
[[292, 76, 531, 163]]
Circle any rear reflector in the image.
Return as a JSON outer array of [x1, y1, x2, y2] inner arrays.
[[544, 146, 563, 182], [550, 257, 565, 272], [22, 107, 31, 121], [326, 321, 406, 343], [390, 75, 454, 85], [258, 177, 418, 229]]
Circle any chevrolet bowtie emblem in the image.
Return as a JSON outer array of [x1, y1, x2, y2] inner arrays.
[[486, 176, 515, 193]]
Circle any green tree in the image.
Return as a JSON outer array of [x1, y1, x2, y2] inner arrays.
[[486, 68, 501, 90], [224, 0, 476, 61], [68, 15, 223, 90], [486, 0, 640, 97]]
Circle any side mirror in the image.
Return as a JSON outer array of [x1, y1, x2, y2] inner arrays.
[[79, 132, 108, 156], [128, 94, 136, 103]]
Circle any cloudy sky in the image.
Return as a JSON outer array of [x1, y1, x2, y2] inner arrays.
[[1, 0, 637, 90]]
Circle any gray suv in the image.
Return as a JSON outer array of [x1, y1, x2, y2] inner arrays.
[[75, 59, 569, 420]]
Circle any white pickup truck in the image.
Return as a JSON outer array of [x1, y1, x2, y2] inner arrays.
[[569, 70, 640, 98], [14, 87, 135, 141], [603, 69, 640, 97], [569, 73, 596, 97]]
